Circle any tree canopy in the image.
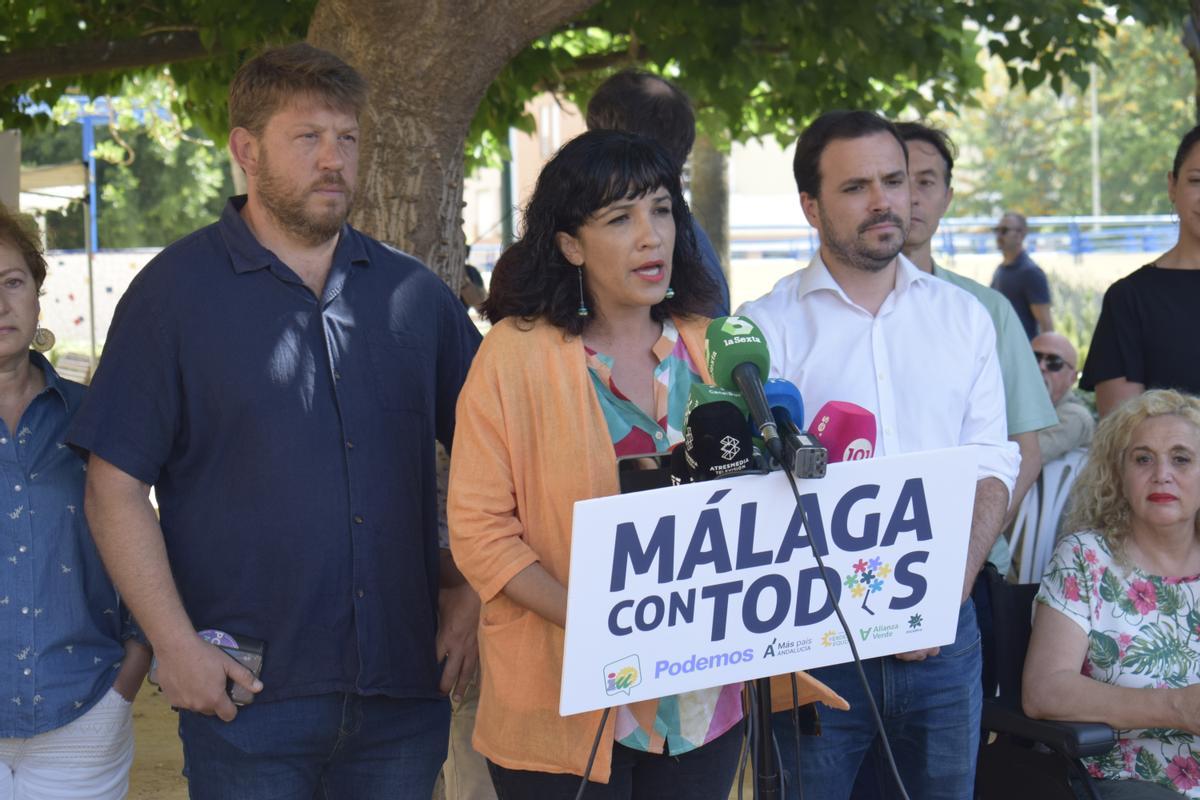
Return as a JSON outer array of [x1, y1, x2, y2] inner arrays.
[[936, 22, 1194, 217], [3, 0, 1183, 157]]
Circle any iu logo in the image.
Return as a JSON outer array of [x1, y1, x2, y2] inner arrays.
[[841, 437, 874, 461]]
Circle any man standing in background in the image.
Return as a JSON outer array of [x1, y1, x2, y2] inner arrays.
[[586, 69, 731, 317], [898, 122, 1056, 573], [991, 211, 1054, 338]]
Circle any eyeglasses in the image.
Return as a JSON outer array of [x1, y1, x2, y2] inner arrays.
[[1033, 351, 1073, 373], [994, 226, 1023, 235]]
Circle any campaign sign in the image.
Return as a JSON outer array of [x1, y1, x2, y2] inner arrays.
[[560, 446, 978, 716]]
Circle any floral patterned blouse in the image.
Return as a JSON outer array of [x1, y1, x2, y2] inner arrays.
[[1037, 530, 1200, 795], [585, 320, 744, 756]]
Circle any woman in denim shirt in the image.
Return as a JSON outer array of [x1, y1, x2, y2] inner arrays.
[[0, 206, 149, 799]]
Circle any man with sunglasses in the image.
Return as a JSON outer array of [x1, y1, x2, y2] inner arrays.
[[1031, 332, 1095, 462], [991, 212, 1054, 339]]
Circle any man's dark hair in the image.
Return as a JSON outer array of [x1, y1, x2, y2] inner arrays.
[[586, 70, 696, 173], [484, 130, 716, 336], [792, 110, 908, 197], [1001, 211, 1028, 230], [229, 43, 367, 137], [895, 121, 956, 186], [1172, 125, 1200, 179]]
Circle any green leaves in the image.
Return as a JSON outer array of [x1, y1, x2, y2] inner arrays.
[[1135, 746, 1166, 782], [937, 21, 1192, 217], [1123, 623, 1197, 681], [1100, 568, 1123, 604], [1089, 630, 1121, 669]]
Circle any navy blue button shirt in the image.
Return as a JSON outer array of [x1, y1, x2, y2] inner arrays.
[[990, 250, 1051, 339], [68, 198, 480, 703], [0, 352, 127, 737]]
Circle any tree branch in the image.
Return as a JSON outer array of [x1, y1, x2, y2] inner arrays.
[[0, 31, 215, 87], [533, 46, 643, 91]]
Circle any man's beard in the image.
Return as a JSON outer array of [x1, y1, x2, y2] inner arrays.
[[820, 207, 907, 273], [257, 149, 354, 246]]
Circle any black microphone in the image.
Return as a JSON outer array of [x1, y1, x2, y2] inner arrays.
[[668, 444, 693, 485], [705, 316, 785, 466], [683, 400, 756, 481]]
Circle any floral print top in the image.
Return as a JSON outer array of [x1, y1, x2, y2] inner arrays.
[[1037, 530, 1200, 795], [585, 320, 745, 756]]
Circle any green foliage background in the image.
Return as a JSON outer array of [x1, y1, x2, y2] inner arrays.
[[933, 23, 1195, 217]]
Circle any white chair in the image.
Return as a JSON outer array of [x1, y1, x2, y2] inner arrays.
[[1009, 447, 1088, 584]]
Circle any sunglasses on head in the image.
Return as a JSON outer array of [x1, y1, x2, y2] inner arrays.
[[1033, 351, 1073, 372]]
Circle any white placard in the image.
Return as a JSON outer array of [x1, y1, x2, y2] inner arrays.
[[560, 447, 978, 715]]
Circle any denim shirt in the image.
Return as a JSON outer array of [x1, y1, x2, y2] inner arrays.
[[0, 352, 126, 737]]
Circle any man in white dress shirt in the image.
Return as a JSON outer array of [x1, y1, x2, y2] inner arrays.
[[737, 110, 1019, 800]]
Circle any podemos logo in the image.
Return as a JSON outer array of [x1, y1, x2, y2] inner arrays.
[[604, 655, 642, 696]]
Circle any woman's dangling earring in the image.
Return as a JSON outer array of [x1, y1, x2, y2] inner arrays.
[[575, 266, 589, 317], [664, 286, 676, 300], [31, 327, 55, 353]]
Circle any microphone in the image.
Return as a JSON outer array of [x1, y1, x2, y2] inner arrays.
[[668, 444, 693, 485], [766, 378, 827, 479], [686, 381, 749, 421], [810, 401, 877, 463], [683, 400, 756, 481], [764, 378, 805, 434], [704, 316, 784, 465]]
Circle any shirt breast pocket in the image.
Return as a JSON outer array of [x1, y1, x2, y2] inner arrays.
[[366, 333, 429, 413]]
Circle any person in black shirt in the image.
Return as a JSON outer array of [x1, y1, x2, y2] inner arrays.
[[1082, 125, 1200, 417]]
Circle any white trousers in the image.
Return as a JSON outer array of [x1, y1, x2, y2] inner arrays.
[[0, 689, 134, 800]]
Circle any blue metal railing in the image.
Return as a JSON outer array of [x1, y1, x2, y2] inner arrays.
[[719, 215, 1178, 264], [468, 214, 1179, 271]]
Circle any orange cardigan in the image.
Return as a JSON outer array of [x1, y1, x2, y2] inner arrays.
[[448, 315, 846, 782]]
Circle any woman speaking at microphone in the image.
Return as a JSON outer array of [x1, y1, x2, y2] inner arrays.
[[449, 130, 833, 798]]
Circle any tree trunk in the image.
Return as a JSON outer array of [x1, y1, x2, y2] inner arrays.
[[308, 0, 598, 289], [689, 135, 730, 281]]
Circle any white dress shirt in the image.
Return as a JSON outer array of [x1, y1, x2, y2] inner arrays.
[[736, 252, 1019, 493]]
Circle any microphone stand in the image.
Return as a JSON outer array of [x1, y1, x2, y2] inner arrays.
[[752, 440, 800, 800], [754, 676, 781, 799]]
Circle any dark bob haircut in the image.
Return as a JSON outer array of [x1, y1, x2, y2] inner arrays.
[[484, 129, 716, 336], [0, 204, 47, 289], [1173, 125, 1200, 180], [895, 121, 956, 186], [793, 110, 908, 198], [586, 70, 696, 173]]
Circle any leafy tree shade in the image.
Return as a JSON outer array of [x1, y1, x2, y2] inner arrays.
[[18, 75, 235, 249], [469, 0, 1183, 168], [0, 0, 315, 140], [22, 123, 233, 249], [938, 23, 1195, 218]]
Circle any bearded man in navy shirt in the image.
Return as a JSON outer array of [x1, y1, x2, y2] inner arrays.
[[68, 44, 480, 798]]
